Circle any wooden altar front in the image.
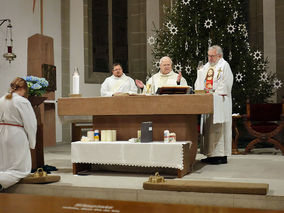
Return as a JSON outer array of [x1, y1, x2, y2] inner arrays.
[[57, 94, 213, 176]]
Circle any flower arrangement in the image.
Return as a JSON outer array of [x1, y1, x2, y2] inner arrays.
[[24, 76, 49, 96]]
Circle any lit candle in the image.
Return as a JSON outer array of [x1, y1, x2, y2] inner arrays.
[[72, 67, 80, 94]]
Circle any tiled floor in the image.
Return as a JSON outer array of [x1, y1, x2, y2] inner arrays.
[[43, 143, 284, 196], [5, 143, 284, 210]]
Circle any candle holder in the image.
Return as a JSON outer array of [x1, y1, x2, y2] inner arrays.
[[1, 19, 16, 63]]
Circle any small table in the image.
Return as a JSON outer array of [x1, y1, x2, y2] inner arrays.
[[71, 141, 191, 178], [232, 114, 242, 155]]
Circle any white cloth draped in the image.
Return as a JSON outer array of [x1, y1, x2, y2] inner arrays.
[[194, 58, 233, 157], [146, 71, 188, 93], [0, 93, 37, 189], [72, 141, 191, 170], [100, 74, 137, 97]]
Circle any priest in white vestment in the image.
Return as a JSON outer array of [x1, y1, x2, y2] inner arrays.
[[101, 63, 138, 97], [0, 77, 37, 190], [135, 56, 188, 93], [195, 45, 233, 164]]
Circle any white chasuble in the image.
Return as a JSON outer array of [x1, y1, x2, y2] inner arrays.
[[0, 93, 37, 189], [101, 74, 137, 97], [194, 58, 234, 157], [146, 71, 188, 93]]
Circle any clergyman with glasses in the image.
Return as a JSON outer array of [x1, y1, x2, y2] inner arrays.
[[101, 63, 138, 96], [195, 45, 234, 165]]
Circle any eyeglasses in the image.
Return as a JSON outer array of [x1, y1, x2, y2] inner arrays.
[[208, 54, 219, 58], [113, 68, 122, 71]]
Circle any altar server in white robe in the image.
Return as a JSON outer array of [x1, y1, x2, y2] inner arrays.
[[0, 77, 37, 190], [101, 63, 138, 97], [135, 56, 188, 93], [195, 45, 233, 164]]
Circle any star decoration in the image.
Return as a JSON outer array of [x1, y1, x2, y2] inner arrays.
[[165, 21, 173, 30], [147, 36, 155, 46], [273, 79, 282, 89], [235, 72, 243, 82], [185, 66, 192, 75], [204, 19, 213, 29], [233, 11, 238, 20], [238, 24, 246, 32], [253, 50, 262, 60], [154, 61, 160, 69], [227, 24, 235, 34], [257, 62, 266, 70], [174, 63, 182, 72], [170, 26, 178, 35], [182, 0, 190, 5], [259, 72, 268, 82]]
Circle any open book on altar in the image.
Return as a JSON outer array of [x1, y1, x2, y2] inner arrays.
[[156, 86, 191, 95]]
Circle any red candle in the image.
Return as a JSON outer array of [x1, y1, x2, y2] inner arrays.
[[8, 46, 12, 53]]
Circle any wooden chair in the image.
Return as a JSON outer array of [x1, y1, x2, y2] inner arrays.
[[243, 98, 284, 155]]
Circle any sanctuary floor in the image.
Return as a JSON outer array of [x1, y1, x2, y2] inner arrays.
[[5, 143, 284, 211]]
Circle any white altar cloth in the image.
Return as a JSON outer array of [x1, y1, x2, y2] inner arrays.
[[71, 141, 191, 170]]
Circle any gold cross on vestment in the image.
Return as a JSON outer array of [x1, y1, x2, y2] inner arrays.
[[217, 68, 222, 79]]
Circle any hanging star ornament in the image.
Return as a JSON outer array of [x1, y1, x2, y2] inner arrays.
[[174, 63, 182, 72], [204, 19, 213, 29], [235, 72, 243, 82], [233, 11, 238, 20], [182, 0, 190, 5], [273, 79, 282, 89], [259, 72, 268, 82], [185, 66, 192, 75], [147, 36, 156, 46], [227, 24, 235, 34], [253, 50, 262, 60], [170, 26, 178, 35], [165, 21, 173, 30], [154, 61, 160, 69]]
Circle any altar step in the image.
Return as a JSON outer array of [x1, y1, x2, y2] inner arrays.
[[5, 181, 284, 211]]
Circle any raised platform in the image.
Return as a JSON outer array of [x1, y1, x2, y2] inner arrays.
[[4, 143, 284, 211]]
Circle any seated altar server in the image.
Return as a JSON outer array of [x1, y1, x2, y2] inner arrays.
[[195, 45, 233, 165], [0, 77, 37, 190], [135, 56, 188, 93], [100, 63, 138, 96]]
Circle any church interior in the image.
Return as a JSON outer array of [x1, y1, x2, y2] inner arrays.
[[0, 0, 284, 212]]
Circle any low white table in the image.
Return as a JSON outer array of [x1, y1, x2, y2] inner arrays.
[[71, 141, 192, 178]]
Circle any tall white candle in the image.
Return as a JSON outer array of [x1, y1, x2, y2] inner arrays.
[[72, 67, 80, 94]]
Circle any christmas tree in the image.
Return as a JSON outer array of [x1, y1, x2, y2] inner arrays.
[[147, 0, 282, 114]]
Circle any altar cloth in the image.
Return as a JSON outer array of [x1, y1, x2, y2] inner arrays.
[[71, 141, 191, 170]]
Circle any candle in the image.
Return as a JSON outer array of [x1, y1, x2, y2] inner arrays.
[[106, 130, 112, 141], [101, 130, 107, 141], [87, 131, 94, 141], [111, 130, 117, 141], [72, 67, 80, 94]]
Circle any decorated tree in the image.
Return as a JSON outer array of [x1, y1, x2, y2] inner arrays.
[[147, 0, 282, 114]]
